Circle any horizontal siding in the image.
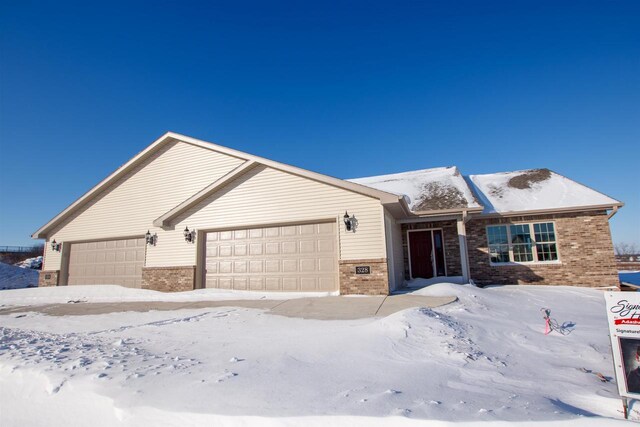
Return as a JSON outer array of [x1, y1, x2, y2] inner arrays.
[[146, 165, 385, 267], [44, 141, 243, 270]]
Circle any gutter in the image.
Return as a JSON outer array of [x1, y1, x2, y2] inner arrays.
[[477, 203, 624, 219]]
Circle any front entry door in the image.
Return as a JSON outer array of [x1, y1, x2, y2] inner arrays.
[[409, 230, 447, 279], [409, 231, 434, 279]]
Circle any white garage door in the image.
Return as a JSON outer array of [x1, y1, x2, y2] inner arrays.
[[205, 221, 338, 292], [67, 237, 146, 288]]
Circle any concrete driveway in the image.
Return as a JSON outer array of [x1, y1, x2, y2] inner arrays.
[[0, 294, 457, 320]]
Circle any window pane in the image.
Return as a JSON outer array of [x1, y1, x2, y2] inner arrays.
[[534, 222, 555, 243], [512, 244, 534, 262], [536, 243, 558, 261], [489, 244, 510, 263], [510, 224, 532, 244], [487, 226, 508, 245]]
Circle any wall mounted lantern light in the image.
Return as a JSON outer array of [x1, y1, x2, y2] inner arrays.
[[343, 211, 357, 232], [51, 239, 62, 252], [184, 226, 195, 243], [145, 230, 157, 246]]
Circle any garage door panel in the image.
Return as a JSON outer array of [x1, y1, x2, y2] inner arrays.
[[299, 240, 315, 253], [249, 260, 263, 273], [219, 261, 232, 273], [233, 277, 248, 289], [250, 277, 263, 290], [318, 239, 334, 253], [265, 242, 279, 255], [205, 221, 338, 292], [282, 277, 297, 291], [283, 241, 299, 254], [234, 244, 247, 256], [265, 260, 279, 272], [67, 237, 145, 288]]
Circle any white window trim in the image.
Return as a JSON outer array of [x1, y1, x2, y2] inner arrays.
[[486, 221, 561, 266]]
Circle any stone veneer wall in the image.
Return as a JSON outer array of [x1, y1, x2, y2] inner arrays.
[[339, 258, 389, 295], [466, 210, 618, 287], [38, 270, 60, 287], [141, 266, 196, 292], [401, 220, 462, 279]]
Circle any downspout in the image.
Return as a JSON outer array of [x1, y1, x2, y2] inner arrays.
[[607, 205, 619, 220], [457, 210, 472, 284]]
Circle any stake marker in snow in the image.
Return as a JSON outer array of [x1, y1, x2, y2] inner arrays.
[[540, 307, 572, 335]]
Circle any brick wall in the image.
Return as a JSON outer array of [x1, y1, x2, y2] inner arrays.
[[339, 258, 389, 295], [38, 270, 60, 287], [141, 266, 196, 292], [401, 220, 462, 279], [466, 211, 618, 287]]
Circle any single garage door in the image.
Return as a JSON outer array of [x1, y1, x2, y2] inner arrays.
[[205, 221, 338, 292], [67, 237, 146, 287]]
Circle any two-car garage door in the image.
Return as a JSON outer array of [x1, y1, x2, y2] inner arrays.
[[67, 237, 146, 288], [205, 221, 338, 292], [64, 222, 338, 292]]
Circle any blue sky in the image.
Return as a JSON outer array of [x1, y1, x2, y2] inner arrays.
[[1, 1, 638, 247]]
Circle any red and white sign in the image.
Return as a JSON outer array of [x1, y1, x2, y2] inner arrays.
[[605, 292, 640, 399]]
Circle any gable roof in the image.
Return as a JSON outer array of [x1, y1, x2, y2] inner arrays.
[[467, 168, 623, 215], [153, 160, 258, 227], [32, 132, 406, 238], [349, 166, 483, 214]]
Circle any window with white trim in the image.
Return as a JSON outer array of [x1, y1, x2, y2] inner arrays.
[[487, 222, 559, 264]]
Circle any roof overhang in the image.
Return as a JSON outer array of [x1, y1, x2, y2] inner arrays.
[[472, 202, 624, 219]]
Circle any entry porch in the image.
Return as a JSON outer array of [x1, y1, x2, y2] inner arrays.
[[399, 218, 470, 284]]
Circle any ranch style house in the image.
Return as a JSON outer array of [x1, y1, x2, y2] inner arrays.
[[34, 132, 623, 294]]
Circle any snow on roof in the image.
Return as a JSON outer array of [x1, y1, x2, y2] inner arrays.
[[468, 168, 620, 214], [348, 166, 482, 211]]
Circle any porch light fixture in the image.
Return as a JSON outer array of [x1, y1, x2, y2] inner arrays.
[[145, 230, 157, 246], [51, 239, 62, 252], [343, 211, 356, 232], [184, 226, 195, 243]]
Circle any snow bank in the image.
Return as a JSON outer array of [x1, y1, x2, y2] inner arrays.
[[0, 284, 337, 307], [468, 169, 619, 214], [15, 255, 43, 269], [0, 262, 39, 290], [0, 284, 630, 425]]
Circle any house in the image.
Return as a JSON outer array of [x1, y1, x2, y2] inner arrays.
[[33, 132, 623, 294]]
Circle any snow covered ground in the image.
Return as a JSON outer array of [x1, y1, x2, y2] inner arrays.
[[0, 262, 39, 290], [0, 285, 337, 307], [0, 283, 629, 426]]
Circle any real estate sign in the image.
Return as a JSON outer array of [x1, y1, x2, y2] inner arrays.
[[605, 292, 640, 399]]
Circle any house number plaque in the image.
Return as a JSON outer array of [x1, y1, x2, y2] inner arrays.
[[355, 266, 371, 275]]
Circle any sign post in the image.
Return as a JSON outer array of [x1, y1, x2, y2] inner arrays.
[[604, 291, 640, 419]]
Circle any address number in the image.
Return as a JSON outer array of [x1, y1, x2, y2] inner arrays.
[[355, 266, 371, 275]]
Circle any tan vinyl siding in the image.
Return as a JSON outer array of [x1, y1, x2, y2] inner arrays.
[[145, 165, 385, 267], [43, 141, 244, 271]]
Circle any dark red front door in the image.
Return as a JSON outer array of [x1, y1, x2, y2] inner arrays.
[[409, 231, 434, 279]]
